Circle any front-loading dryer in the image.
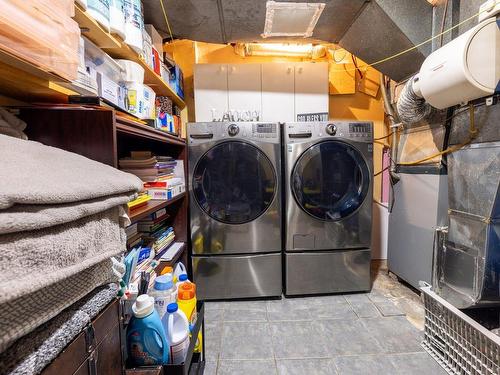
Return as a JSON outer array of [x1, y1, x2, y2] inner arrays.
[[188, 122, 282, 300], [284, 121, 373, 295]]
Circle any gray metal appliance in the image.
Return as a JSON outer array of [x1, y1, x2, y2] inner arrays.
[[388, 167, 449, 289], [284, 121, 373, 295], [434, 141, 500, 308], [188, 122, 282, 300]]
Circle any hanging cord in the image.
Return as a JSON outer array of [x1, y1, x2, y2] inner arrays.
[[159, 0, 174, 41], [397, 103, 477, 165], [330, 1, 499, 73], [351, 55, 363, 79]]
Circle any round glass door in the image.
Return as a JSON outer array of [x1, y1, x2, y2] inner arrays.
[[193, 141, 276, 224], [291, 140, 370, 221]]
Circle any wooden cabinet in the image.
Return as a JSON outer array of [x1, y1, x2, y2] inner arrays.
[[294, 62, 329, 120], [262, 63, 295, 122], [227, 64, 262, 116], [20, 106, 189, 254], [194, 62, 328, 122], [42, 300, 122, 375], [194, 64, 228, 122]]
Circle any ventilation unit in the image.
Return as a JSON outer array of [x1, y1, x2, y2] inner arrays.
[[262, 1, 325, 38]]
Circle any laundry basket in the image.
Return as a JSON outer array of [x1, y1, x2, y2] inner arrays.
[[421, 284, 500, 375]]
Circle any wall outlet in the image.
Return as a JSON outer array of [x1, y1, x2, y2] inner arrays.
[[479, 0, 500, 22]]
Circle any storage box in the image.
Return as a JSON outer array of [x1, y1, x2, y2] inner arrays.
[[168, 65, 184, 99], [144, 24, 163, 56]]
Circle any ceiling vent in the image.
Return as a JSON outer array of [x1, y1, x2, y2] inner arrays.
[[262, 1, 325, 38]]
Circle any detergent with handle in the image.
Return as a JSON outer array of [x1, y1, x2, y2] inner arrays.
[[126, 294, 169, 366], [173, 262, 187, 283], [149, 274, 177, 319], [177, 282, 202, 353], [164, 303, 190, 364]]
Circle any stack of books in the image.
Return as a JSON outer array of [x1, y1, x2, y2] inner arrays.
[[144, 160, 185, 200], [125, 223, 143, 250], [119, 151, 177, 183], [142, 225, 175, 255]]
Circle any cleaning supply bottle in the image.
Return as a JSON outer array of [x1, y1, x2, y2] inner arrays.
[[160, 265, 173, 277], [176, 273, 190, 289], [164, 303, 190, 364], [177, 283, 202, 353], [126, 294, 169, 366], [173, 262, 187, 283], [149, 274, 177, 318]]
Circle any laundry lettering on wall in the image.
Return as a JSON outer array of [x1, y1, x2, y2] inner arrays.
[[296, 112, 328, 122]]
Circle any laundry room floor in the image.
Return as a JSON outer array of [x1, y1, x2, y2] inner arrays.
[[202, 261, 446, 375]]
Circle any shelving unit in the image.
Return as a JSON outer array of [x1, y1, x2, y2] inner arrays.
[[73, 3, 186, 109], [17, 107, 189, 264], [0, 48, 77, 103], [129, 194, 186, 223]]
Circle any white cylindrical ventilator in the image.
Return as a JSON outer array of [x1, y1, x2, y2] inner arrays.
[[415, 17, 499, 109]]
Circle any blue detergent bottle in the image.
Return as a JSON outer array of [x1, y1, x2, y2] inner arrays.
[[127, 294, 169, 366]]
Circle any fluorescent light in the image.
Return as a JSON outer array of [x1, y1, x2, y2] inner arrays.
[[238, 43, 314, 57]]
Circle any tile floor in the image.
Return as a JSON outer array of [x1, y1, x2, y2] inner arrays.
[[201, 264, 446, 375]]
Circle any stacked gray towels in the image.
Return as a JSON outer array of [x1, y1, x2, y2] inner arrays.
[[0, 134, 142, 353]]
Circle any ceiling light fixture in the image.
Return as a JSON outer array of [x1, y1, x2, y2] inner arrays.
[[237, 43, 314, 58], [262, 1, 325, 38]]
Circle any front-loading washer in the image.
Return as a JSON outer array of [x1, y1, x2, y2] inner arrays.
[[188, 122, 282, 300], [284, 121, 374, 295]]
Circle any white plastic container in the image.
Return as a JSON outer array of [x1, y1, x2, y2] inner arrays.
[[109, 0, 125, 39], [150, 275, 177, 319], [164, 303, 190, 364], [116, 59, 145, 83], [87, 0, 110, 32], [123, 0, 143, 54], [173, 262, 187, 283], [142, 85, 156, 120]]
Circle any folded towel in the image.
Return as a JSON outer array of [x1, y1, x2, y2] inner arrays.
[[0, 283, 119, 375], [0, 207, 125, 351], [0, 194, 133, 235], [0, 134, 142, 210]]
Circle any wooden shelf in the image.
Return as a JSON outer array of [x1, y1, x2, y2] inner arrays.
[[73, 3, 186, 109], [0, 47, 77, 103], [116, 116, 186, 146], [74, 3, 121, 49], [128, 194, 186, 223]]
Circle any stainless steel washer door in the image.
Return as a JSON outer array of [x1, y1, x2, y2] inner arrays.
[[291, 140, 370, 221], [192, 141, 277, 224]]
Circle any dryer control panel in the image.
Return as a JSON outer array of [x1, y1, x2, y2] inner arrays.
[[188, 122, 280, 144], [285, 121, 373, 143]]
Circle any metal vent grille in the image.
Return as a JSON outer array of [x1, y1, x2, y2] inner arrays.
[[262, 1, 325, 38]]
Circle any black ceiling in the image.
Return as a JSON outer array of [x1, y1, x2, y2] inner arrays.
[[144, 0, 434, 81], [144, 0, 368, 44]]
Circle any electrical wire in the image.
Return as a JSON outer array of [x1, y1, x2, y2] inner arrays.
[[330, 1, 498, 73], [159, 0, 174, 41], [374, 131, 395, 141], [397, 103, 477, 165], [374, 164, 390, 177]]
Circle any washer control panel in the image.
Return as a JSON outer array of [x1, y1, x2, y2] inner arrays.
[[252, 123, 277, 138]]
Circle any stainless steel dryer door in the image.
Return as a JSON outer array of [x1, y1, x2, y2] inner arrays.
[[286, 139, 373, 250], [190, 140, 281, 255]]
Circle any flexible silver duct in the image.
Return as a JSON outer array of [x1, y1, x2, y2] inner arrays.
[[397, 76, 433, 125]]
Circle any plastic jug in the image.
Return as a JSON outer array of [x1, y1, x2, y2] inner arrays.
[[173, 262, 187, 283], [178, 283, 202, 353], [164, 303, 190, 364], [150, 275, 177, 318], [126, 294, 169, 366]]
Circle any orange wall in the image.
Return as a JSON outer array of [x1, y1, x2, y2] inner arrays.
[[165, 41, 388, 203]]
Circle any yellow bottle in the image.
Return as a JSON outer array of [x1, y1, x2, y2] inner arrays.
[[177, 283, 202, 353]]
